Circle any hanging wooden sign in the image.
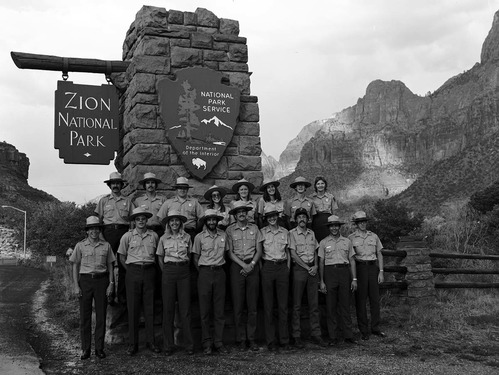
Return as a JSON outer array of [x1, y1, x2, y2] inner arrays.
[[158, 67, 240, 179]]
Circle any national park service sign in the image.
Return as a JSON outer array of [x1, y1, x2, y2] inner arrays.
[[158, 67, 240, 179]]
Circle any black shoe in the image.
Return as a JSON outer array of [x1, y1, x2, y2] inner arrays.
[[80, 350, 91, 360], [127, 345, 138, 356], [311, 336, 327, 347], [235, 341, 246, 352], [146, 342, 161, 353], [267, 342, 278, 352], [371, 331, 386, 338], [164, 347, 174, 356], [203, 346, 212, 355], [94, 349, 106, 359], [328, 338, 339, 346], [186, 348, 194, 355], [281, 344, 292, 351], [361, 334, 369, 341], [249, 341, 259, 351], [294, 338, 305, 349], [216, 345, 228, 354], [344, 338, 358, 345]]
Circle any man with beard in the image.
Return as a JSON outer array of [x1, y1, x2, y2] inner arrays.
[[133, 172, 166, 237], [226, 200, 263, 351], [288, 207, 326, 348], [192, 209, 228, 355], [95, 172, 133, 313]]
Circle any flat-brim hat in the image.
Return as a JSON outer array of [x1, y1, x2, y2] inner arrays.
[[203, 185, 227, 200], [263, 205, 279, 218], [229, 200, 253, 216], [85, 216, 103, 230], [260, 180, 280, 192], [290, 176, 311, 189], [202, 209, 224, 222], [172, 177, 193, 189], [138, 172, 162, 185], [164, 210, 187, 223], [352, 211, 369, 222], [324, 215, 345, 226], [129, 207, 153, 221], [104, 171, 127, 185], [294, 207, 309, 221], [232, 178, 255, 193]]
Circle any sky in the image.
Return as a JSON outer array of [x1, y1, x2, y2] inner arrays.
[[1, 0, 499, 204]]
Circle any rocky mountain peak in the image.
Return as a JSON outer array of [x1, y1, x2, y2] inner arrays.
[[481, 10, 499, 63]]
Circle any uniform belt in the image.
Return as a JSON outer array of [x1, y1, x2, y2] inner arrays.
[[326, 263, 349, 268], [356, 260, 376, 265], [296, 261, 315, 267], [129, 263, 155, 269], [199, 265, 224, 270], [80, 272, 109, 279], [104, 224, 129, 230], [164, 261, 189, 266], [242, 258, 254, 264], [263, 258, 287, 265]]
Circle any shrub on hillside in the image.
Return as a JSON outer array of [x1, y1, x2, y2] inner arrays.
[[469, 180, 499, 213], [27, 202, 96, 258], [365, 199, 424, 249]]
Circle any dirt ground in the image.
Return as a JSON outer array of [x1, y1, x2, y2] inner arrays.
[[28, 277, 499, 375]]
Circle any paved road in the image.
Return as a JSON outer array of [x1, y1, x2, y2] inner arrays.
[[0, 264, 47, 375]]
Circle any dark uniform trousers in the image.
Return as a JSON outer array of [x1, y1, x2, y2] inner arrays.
[[198, 266, 226, 348], [261, 261, 289, 345], [355, 261, 380, 334], [103, 225, 129, 304], [125, 264, 156, 346], [230, 261, 260, 343], [324, 265, 354, 339], [162, 263, 193, 350], [291, 266, 321, 338], [79, 273, 109, 352]]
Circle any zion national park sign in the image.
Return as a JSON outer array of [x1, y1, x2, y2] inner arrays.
[[158, 67, 240, 179]]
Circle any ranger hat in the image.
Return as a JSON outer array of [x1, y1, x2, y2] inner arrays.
[[229, 200, 253, 216], [263, 205, 279, 218], [231, 178, 255, 193], [129, 207, 153, 221], [202, 209, 224, 222], [138, 172, 162, 185], [104, 171, 126, 185], [164, 210, 187, 223], [352, 211, 369, 222], [260, 180, 280, 192], [294, 207, 309, 221], [85, 216, 103, 230], [172, 177, 193, 189], [203, 185, 227, 200], [324, 215, 345, 226], [290, 176, 311, 189]]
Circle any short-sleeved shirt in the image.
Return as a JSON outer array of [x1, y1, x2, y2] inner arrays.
[[69, 238, 115, 274], [226, 222, 263, 261], [95, 194, 133, 225], [133, 193, 167, 227], [261, 225, 288, 261], [285, 196, 317, 223], [157, 196, 203, 230], [257, 199, 285, 217], [318, 235, 354, 265], [348, 230, 383, 261], [117, 229, 159, 264], [229, 199, 256, 224], [192, 229, 226, 266], [205, 207, 230, 228], [156, 230, 192, 263], [288, 227, 318, 264], [311, 192, 338, 215]]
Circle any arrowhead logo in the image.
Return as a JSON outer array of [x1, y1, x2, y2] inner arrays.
[[158, 67, 240, 179]]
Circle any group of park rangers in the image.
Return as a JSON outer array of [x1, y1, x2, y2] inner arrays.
[[70, 171, 385, 360]]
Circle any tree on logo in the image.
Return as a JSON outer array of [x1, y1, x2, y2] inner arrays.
[[177, 80, 200, 140]]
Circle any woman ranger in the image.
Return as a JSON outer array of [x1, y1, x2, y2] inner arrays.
[[311, 176, 338, 243]]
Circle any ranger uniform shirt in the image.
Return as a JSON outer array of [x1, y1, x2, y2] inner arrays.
[[261, 225, 288, 261], [257, 199, 285, 218], [95, 194, 133, 225], [348, 230, 383, 261], [133, 194, 166, 227], [288, 227, 318, 264], [70, 238, 115, 274], [285, 196, 317, 224], [157, 196, 203, 230], [192, 229, 227, 266], [117, 229, 158, 264], [226, 223, 263, 261], [156, 230, 192, 263], [318, 235, 354, 265], [229, 199, 257, 224], [310, 192, 338, 214]]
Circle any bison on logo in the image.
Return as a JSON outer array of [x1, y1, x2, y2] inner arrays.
[[157, 67, 240, 180]]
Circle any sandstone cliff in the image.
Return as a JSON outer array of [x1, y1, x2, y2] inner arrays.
[[279, 10, 499, 213]]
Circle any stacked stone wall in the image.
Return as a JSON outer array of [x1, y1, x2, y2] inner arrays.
[[115, 6, 262, 199]]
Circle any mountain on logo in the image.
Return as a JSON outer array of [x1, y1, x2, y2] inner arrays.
[[201, 116, 233, 130]]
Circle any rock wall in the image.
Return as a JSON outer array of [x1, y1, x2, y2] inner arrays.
[[114, 6, 263, 197], [0, 141, 29, 180]]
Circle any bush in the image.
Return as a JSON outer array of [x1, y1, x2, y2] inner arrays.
[[469, 180, 499, 213], [365, 199, 424, 249], [27, 201, 96, 258]]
